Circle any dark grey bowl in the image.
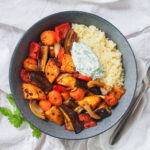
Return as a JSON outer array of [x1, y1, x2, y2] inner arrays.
[[9, 11, 137, 140]]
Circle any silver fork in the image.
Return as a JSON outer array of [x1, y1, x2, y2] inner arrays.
[[109, 65, 150, 145]]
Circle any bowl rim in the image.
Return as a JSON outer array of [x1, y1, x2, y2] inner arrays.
[[9, 10, 138, 140]]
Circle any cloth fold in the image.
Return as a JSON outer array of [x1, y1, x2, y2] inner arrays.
[[0, 0, 150, 150]]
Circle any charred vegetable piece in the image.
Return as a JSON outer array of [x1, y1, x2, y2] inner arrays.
[[45, 59, 60, 83], [39, 100, 51, 111], [87, 80, 106, 88], [40, 30, 56, 46], [38, 45, 49, 72], [113, 87, 126, 100], [22, 83, 46, 100], [78, 96, 101, 109], [64, 118, 74, 131], [88, 86, 101, 95], [53, 85, 68, 93], [104, 93, 117, 107], [55, 22, 70, 43], [59, 105, 83, 134], [24, 57, 38, 71], [61, 54, 76, 73], [74, 106, 84, 114], [78, 114, 92, 122], [84, 120, 97, 129], [61, 92, 70, 101], [58, 48, 65, 65], [29, 41, 40, 59], [70, 87, 85, 101], [64, 28, 78, 54], [63, 98, 78, 110], [45, 106, 64, 125], [95, 102, 111, 119], [20, 69, 30, 83], [73, 73, 92, 81], [30, 71, 52, 94], [49, 46, 55, 57], [76, 79, 88, 89], [48, 90, 62, 106], [56, 74, 76, 89], [29, 100, 46, 119]]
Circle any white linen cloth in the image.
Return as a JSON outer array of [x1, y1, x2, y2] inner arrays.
[[0, 0, 150, 150]]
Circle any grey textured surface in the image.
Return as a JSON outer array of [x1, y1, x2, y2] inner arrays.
[[9, 11, 137, 140]]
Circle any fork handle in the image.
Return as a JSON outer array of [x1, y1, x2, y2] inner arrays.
[[109, 82, 147, 145]]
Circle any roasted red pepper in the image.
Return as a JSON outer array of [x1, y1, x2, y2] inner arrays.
[[55, 22, 70, 43], [29, 41, 40, 59], [58, 48, 65, 65], [20, 69, 30, 83], [84, 121, 97, 129], [73, 72, 92, 81], [53, 85, 68, 93], [78, 114, 92, 122], [104, 93, 117, 107]]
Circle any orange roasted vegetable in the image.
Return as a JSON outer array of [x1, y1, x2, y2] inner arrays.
[[104, 93, 117, 107], [61, 54, 76, 73], [113, 87, 126, 100], [22, 83, 46, 100], [61, 92, 70, 100], [40, 30, 56, 46], [39, 100, 51, 111], [23, 57, 37, 71], [48, 90, 62, 106], [70, 87, 85, 101], [49, 46, 55, 57], [45, 106, 64, 125], [45, 59, 60, 83]]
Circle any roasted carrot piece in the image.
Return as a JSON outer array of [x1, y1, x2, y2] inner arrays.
[[45, 59, 60, 83], [113, 87, 126, 100], [24, 57, 38, 71], [39, 100, 51, 111], [61, 54, 76, 73], [70, 87, 85, 100], [104, 93, 117, 107], [40, 30, 56, 46], [48, 90, 62, 106]]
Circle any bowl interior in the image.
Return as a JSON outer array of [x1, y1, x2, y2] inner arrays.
[[9, 11, 137, 140]]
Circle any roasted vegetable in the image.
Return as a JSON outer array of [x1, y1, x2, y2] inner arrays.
[[58, 48, 65, 65], [70, 87, 85, 101], [45, 59, 60, 83], [95, 102, 111, 119], [24, 57, 38, 71], [87, 80, 106, 88], [49, 46, 55, 57], [73, 73, 92, 81], [100, 87, 108, 95], [61, 54, 76, 73], [53, 85, 68, 93], [64, 28, 78, 54], [104, 93, 117, 107], [22, 83, 46, 100], [54, 43, 61, 57], [20, 69, 30, 83], [59, 105, 83, 133], [61, 92, 70, 100], [38, 45, 49, 72], [40, 30, 56, 46], [78, 96, 101, 109], [55, 22, 70, 43], [39, 100, 51, 111], [29, 41, 40, 59], [113, 87, 126, 100], [88, 86, 101, 95], [64, 118, 74, 131], [56, 73, 76, 89], [78, 114, 92, 122], [48, 90, 62, 106], [63, 98, 78, 110], [76, 79, 88, 89], [74, 106, 84, 114], [29, 100, 46, 119], [30, 71, 52, 94], [84, 120, 97, 129], [45, 106, 64, 125]]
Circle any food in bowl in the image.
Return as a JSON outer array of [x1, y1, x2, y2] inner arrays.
[[20, 22, 126, 134]]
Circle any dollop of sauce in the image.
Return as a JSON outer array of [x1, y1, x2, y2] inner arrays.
[[71, 42, 104, 80]]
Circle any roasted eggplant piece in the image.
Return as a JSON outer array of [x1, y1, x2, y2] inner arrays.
[[45, 106, 64, 125], [76, 79, 88, 89], [95, 102, 111, 119], [89, 86, 101, 95], [64, 29, 78, 54], [63, 98, 78, 110], [38, 45, 49, 72], [59, 105, 83, 134], [30, 71, 52, 94], [29, 100, 46, 119], [22, 83, 46, 100], [45, 59, 60, 83]]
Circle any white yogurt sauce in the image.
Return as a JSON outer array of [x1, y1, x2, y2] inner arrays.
[[71, 42, 104, 80]]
